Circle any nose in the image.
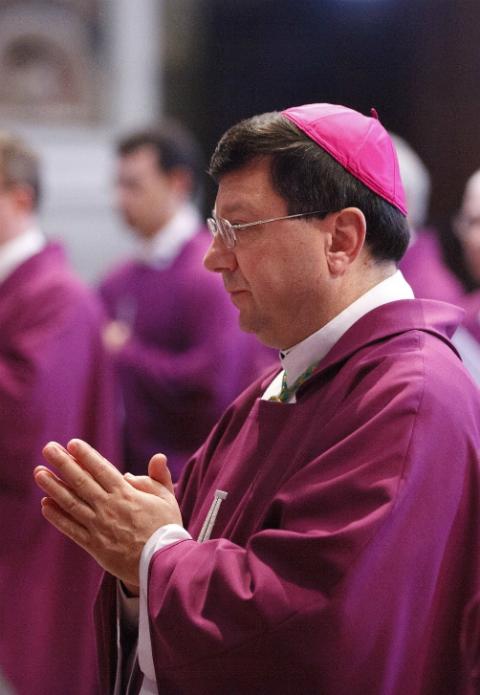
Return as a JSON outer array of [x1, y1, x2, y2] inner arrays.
[[203, 236, 238, 274]]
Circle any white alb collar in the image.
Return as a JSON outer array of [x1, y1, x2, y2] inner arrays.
[[137, 203, 201, 268], [262, 271, 414, 402]]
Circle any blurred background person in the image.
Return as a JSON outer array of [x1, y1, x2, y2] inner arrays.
[[397, 133, 464, 304], [452, 170, 480, 295], [397, 137, 480, 382], [448, 171, 480, 375], [99, 123, 275, 480], [0, 133, 120, 694]]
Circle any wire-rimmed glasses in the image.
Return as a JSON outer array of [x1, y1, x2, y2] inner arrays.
[[206, 210, 328, 248]]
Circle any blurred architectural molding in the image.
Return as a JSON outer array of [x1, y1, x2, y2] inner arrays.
[[0, 0, 166, 282]]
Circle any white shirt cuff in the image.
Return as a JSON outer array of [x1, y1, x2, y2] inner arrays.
[[137, 524, 192, 681]]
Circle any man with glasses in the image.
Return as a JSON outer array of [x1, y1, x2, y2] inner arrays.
[[35, 104, 480, 694]]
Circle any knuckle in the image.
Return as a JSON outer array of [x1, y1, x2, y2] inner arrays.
[[72, 474, 86, 490], [64, 495, 79, 514]]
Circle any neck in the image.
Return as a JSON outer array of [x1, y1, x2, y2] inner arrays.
[[329, 254, 396, 311], [279, 261, 398, 351]]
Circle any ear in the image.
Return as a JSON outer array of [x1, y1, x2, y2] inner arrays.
[[325, 207, 366, 276]]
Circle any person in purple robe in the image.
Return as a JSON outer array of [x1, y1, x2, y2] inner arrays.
[[99, 124, 275, 480], [34, 104, 480, 694], [393, 132, 464, 303], [0, 132, 120, 694], [396, 136, 480, 384]]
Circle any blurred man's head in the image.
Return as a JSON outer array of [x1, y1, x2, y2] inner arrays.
[[115, 123, 203, 239], [390, 133, 431, 232], [0, 132, 40, 244], [454, 170, 480, 284]]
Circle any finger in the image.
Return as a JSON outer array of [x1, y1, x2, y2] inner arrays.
[[42, 442, 107, 504], [40, 497, 91, 550], [148, 454, 175, 494], [66, 439, 124, 493], [35, 468, 96, 524], [34, 465, 72, 495]]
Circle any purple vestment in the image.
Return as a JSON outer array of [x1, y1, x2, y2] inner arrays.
[[95, 299, 480, 694], [0, 244, 120, 695], [400, 229, 465, 303], [99, 228, 275, 480]]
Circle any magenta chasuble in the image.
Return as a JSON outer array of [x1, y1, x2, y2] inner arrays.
[[95, 298, 480, 694], [0, 244, 120, 695]]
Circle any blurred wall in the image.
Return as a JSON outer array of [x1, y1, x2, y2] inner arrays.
[[0, 0, 162, 283]]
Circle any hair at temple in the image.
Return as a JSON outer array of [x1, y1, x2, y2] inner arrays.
[[117, 122, 204, 198]]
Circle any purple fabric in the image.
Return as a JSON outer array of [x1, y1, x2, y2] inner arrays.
[[400, 229, 465, 303], [400, 230, 480, 350], [99, 227, 276, 480], [0, 244, 121, 695], [96, 298, 480, 694]]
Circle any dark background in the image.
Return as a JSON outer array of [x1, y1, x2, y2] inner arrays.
[[165, 0, 480, 226]]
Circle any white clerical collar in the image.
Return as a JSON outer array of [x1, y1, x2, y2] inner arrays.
[[137, 203, 201, 268], [0, 227, 46, 285], [264, 270, 414, 400]]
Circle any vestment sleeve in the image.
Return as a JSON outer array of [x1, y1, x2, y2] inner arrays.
[[145, 406, 417, 673]]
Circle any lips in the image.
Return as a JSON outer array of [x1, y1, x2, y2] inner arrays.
[[223, 282, 248, 294]]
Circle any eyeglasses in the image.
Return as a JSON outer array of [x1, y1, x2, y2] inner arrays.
[[206, 210, 327, 248]]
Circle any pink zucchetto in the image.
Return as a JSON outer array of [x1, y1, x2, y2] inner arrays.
[[282, 103, 408, 216]]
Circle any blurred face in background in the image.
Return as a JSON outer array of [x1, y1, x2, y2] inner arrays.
[[115, 145, 183, 239], [455, 171, 480, 284], [0, 174, 33, 245]]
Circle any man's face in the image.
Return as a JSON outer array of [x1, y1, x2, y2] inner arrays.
[[456, 172, 480, 284], [115, 146, 177, 239], [203, 158, 332, 349]]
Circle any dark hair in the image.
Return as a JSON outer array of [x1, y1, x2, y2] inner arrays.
[[117, 121, 204, 199], [209, 112, 410, 262], [0, 132, 41, 208]]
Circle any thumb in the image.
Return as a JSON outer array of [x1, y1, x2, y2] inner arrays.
[[148, 453, 175, 494], [124, 473, 158, 494]]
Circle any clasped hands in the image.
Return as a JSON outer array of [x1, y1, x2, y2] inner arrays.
[[33, 439, 182, 593]]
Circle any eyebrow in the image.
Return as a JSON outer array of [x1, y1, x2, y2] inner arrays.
[[213, 203, 263, 220]]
